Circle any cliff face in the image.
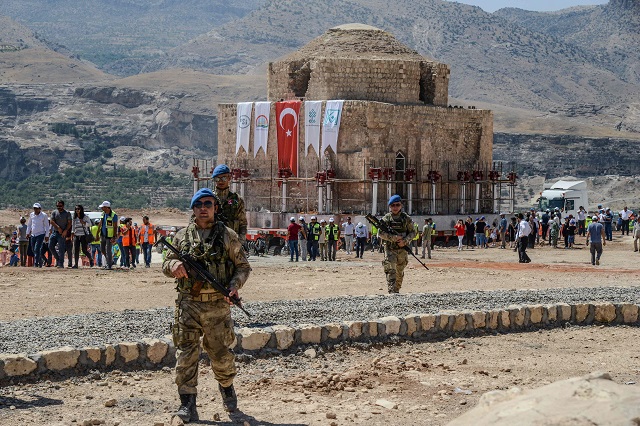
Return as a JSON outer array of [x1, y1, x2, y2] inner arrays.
[[0, 84, 217, 181], [493, 132, 640, 179]]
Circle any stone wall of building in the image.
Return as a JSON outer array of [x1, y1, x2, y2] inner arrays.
[[268, 58, 450, 107], [217, 101, 492, 214]]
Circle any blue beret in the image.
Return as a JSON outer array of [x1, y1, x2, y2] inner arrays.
[[388, 194, 402, 206], [212, 164, 231, 178], [190, 188, 215, 208]]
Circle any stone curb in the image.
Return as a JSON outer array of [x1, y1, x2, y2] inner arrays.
[[1, 302, 638, 383]]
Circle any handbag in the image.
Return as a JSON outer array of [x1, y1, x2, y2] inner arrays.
[[82, 220, 95, 243]]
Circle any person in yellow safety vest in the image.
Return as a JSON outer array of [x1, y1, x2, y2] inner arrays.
[[90, 218, 103, 268], [163, 231, 175, 260], [421, 218, 435, 260], [138, 215, 157, 268], [308, 216, 321, 261], [98, 200, 118, 270], [411, 222, 420, 255], [325, 218, 340, 261], [371, 223, 379, 253]]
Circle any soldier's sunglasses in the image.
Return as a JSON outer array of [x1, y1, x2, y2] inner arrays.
[[193, 200, 215, 209], [214, 175, 230, 182]]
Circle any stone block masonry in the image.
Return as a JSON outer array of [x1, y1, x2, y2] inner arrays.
[[1, 302, 637, 384]]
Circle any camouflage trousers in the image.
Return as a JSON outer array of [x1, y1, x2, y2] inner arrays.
[[382, 247, 408, 293], [173, 296, 236, 394]]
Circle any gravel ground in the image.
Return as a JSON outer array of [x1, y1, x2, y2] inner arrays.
[[2, 286, 639, 354]]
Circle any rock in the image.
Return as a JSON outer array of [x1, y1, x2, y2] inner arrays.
[[379, 316, 401, 335], [84, 347, 102, 364], [594, 303, 616, 323], [237, 328, 271, 351], [404, 314, 421, 336], [41, 346, 81, 371], [272, 325, 295, 350], [0, 353, 37, 377], [419, 314, 436, 332], [528, 305, 543, 324], [104, 345, 117, 366], [447, 372, 640, 426], [104, 399, 117, 407], [213, 413, 221, 421], [143, 338, 169, 364], [620, 303, 639, 323], [344, 321, 363, 339], [299, 324, 322, 344], [326, 412, 337, 419], [471, 311, 486, 329], [117, 342, 140, 363], [375, 399, 398, 410], [304, 348, 317, 359], [575, 303, 590, 323], [324, 323, 345, 340]]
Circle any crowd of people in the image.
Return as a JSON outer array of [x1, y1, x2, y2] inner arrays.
[[0, 200, 161, 270]]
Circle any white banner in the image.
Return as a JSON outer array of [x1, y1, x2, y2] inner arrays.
[[304, 101, 322, 157], [253, 101, 270, 157], [235, 102, 252, 155], [321, 100, 344, 159]]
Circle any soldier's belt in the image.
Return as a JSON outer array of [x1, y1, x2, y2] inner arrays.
[[178, 292, 224, 302]]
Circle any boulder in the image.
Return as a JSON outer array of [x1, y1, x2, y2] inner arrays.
[[447, 372, 640, 426]]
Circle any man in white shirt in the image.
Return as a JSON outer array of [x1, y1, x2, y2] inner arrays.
[[620, 206, 633, 236], [354, 222, 369, 258], [26, 202, 50, 268], [342, 217, 355, 255], [516, 213, 531, 263]]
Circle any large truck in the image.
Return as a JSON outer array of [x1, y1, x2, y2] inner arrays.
[[537, 180, 589, 217]]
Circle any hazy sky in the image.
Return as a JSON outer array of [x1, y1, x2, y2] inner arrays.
[[448, 0, 608, 12]]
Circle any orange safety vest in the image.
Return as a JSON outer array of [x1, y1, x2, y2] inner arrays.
[[138, 223, 155, 244], [122, 226, 137, 247]]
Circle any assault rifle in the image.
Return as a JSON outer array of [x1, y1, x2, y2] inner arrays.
[[365, 214, 429, 270], [155, 236, 251, 318]]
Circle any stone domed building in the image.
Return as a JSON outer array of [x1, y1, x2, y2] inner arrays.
[[216, 24, 499, 222]]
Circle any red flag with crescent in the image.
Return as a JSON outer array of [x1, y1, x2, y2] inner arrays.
[[275, 100, 301, 177]]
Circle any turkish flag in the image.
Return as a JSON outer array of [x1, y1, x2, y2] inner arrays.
[[275, 100, 301, 177]]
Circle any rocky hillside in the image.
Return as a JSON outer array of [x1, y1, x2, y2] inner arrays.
[[1, 0, 266, 76]]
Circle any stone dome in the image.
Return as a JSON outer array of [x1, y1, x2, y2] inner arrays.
[[276, 23, 434, 63]]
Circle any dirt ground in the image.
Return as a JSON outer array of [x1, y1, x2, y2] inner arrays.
[[1, 208, 639, 425]]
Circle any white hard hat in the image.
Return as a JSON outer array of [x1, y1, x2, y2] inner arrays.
[[33, 203, 42, 208], [310, 216, 317, 220], [169, 231, 176, 236], [99, 201, 111, 208], [320, 219, 326, 223], [299, 216, 305, 221], [290, 216, 296, 222], [329, 218, 334, 222], [357, 222, 363, 227]]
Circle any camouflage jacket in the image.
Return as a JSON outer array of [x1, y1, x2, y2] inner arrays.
[[162, 219, 251, 294], [378, 212, 416, 249], [215, 188, 247, 240]]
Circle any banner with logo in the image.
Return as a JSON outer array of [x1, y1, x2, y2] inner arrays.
[[253, 101, 270, 157], [275, 100, 301, 177], [321, 100, 344, 159], [235, 102, 252, 155], [304, 100, 322, 157]]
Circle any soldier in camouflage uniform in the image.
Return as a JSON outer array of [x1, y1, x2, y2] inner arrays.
[[163, 187, 251, 422], [212, 164, 248, 245], [378, 195, 416, 294]]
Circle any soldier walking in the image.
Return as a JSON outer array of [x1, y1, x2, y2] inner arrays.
[[212, 164, 248, 245], [378, 195, 416, 293], [163, 188, 251, 421]]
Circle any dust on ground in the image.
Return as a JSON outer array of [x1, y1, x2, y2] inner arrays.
[[0, 211, 639, 425]]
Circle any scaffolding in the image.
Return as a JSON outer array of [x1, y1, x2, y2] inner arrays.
[[192, 158, 517, 215]]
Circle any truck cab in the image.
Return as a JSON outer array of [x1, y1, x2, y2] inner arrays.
[[537, 180, 588, 217]]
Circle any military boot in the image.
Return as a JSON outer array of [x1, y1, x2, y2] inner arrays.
[[387, 280, 397, 294], [219, 383, 238, 412], [175, 393, 198, 423]]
